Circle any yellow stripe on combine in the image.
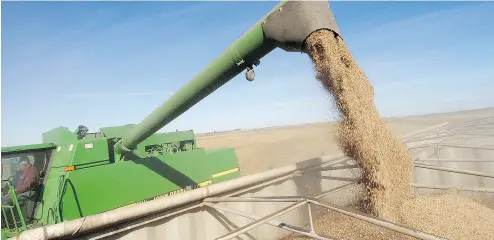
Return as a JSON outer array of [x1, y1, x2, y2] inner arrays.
[[198, 180, 212, 187], [212, 167, 239, 179]]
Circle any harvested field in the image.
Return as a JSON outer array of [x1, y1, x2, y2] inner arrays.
[[196, 108, 494, 176]]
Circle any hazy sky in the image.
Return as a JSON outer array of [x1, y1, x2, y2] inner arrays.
[[2, 1, 493, 146]]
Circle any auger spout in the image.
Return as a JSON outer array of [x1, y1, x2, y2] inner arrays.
[[114, 0, 340, 155]]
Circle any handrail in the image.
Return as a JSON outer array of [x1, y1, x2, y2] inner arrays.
[[54, 174, 67, 223], [1, 180, 27, 232]]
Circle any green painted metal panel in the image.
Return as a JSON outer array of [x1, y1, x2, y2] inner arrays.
[[71, 138, 110, 167], [49, 139, 111, 168], [207, 148, 241, 177], [49, 144, 75, 168], [42, 127, 77, 145], [213, 172, 240, 183], [58, 149, 219, 220], [100, 125, 136, 139], [1, 143, 55, 154]]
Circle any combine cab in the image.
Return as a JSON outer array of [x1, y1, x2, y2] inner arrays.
[[1, 143, 55, 238], [1, 125, 240, 239]]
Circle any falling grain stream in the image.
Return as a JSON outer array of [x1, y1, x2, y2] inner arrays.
[[285, 29, 494, 240]]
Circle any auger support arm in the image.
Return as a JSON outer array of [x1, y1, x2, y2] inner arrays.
[[114, 0, 340, 155]]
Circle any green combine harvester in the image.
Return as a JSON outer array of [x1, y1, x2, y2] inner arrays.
[[1, 1, 341, 239], [1, 126, 241, 239]]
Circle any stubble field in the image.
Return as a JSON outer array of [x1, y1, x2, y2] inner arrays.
[[196, 107, 494, 176]]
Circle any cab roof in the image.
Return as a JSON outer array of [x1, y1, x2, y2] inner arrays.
[[1, 143, 56, 154]]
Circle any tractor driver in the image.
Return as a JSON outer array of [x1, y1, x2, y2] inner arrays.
[[2, 157, 37, 205], [15, 157, 37, 194]]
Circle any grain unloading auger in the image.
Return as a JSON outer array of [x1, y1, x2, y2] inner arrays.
[[113, 0, 340, 157], [1, 1, 341, 239]]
